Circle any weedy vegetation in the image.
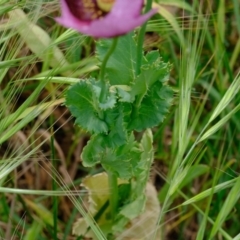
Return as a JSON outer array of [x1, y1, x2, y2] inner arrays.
[[0, 0, 240, 240]]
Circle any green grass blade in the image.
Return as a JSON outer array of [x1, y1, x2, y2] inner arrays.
[[210, 176, 240, 239], [198, 102, 240, 143], [233, 233, 240, 240], [208, 73, 240, 123], [7, 8, 71, 76], [233, 0, 240, 34], [182, 178, 236, 205], [153, 2, 185, 47], [0, 98, 63, 144], [24, 220, 43, 240]]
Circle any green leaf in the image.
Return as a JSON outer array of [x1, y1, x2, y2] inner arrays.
[[66, 80, 108, 133], [111, 85, 132, 103], [81, 135, 106, 167], [129, 53, 172, 131], [131, 53, 170, 99], [144, 50, 161, 64], [114, 130, 155, 232], [96, 33, 137, 85], [132, 129, 154, 196], [82, 133, 141, 179], [120, 195, 145, 219], [114, 184, 161, 239], [101, 136, 142, 179], [130, 82, 173, 131], [91, 80, 117, 110], [102, 105, 129, 148]]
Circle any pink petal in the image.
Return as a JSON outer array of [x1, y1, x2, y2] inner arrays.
[[55, 0, 89, 29], [111, 0, 144, 17], [85, 9, 157, 37], [56, 0, 157, 38]]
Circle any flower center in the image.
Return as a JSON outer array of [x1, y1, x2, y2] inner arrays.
[[67, 0, 115, 21], [96, 0, 115, 12]]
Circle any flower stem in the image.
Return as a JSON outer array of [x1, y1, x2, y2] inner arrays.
[[99, 37, 119, 102], [136, 0, 153, 75], [108, 171, 118, 221]]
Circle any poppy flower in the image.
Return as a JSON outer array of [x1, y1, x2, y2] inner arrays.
[[56, 0, 157, 38]]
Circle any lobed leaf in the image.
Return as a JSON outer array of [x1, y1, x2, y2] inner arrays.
[[102, 104, 129, 147], [66, 80, 109, 133], [82, 134, 141, 180], [101, 140, 141, 179], [114, 130, 155, 231], [129, 53, 172, 131], [129, 82, 173, 131], [91, 80, 117, 110], [96, 33, 137, 85], [81, 135, 106, 167], [131, 54, 170, 98]]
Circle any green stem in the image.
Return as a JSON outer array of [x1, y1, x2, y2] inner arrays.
[[108, 171, 118, 221], [99, 37, 119, 102], [136, 0, 153, 75]]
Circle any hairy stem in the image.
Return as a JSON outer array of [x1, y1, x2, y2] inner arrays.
[[136, 0, 153, 75], [99, 37, 119, 102], [108, 171, 118, 221]]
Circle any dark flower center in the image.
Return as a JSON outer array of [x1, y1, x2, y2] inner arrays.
[[67, 0, 115, 21]]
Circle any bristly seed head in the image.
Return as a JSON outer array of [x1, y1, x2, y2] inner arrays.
[[67, 0, 115, 21]]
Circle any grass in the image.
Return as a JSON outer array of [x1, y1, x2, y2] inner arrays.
[[0, 0, 240, 239]]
